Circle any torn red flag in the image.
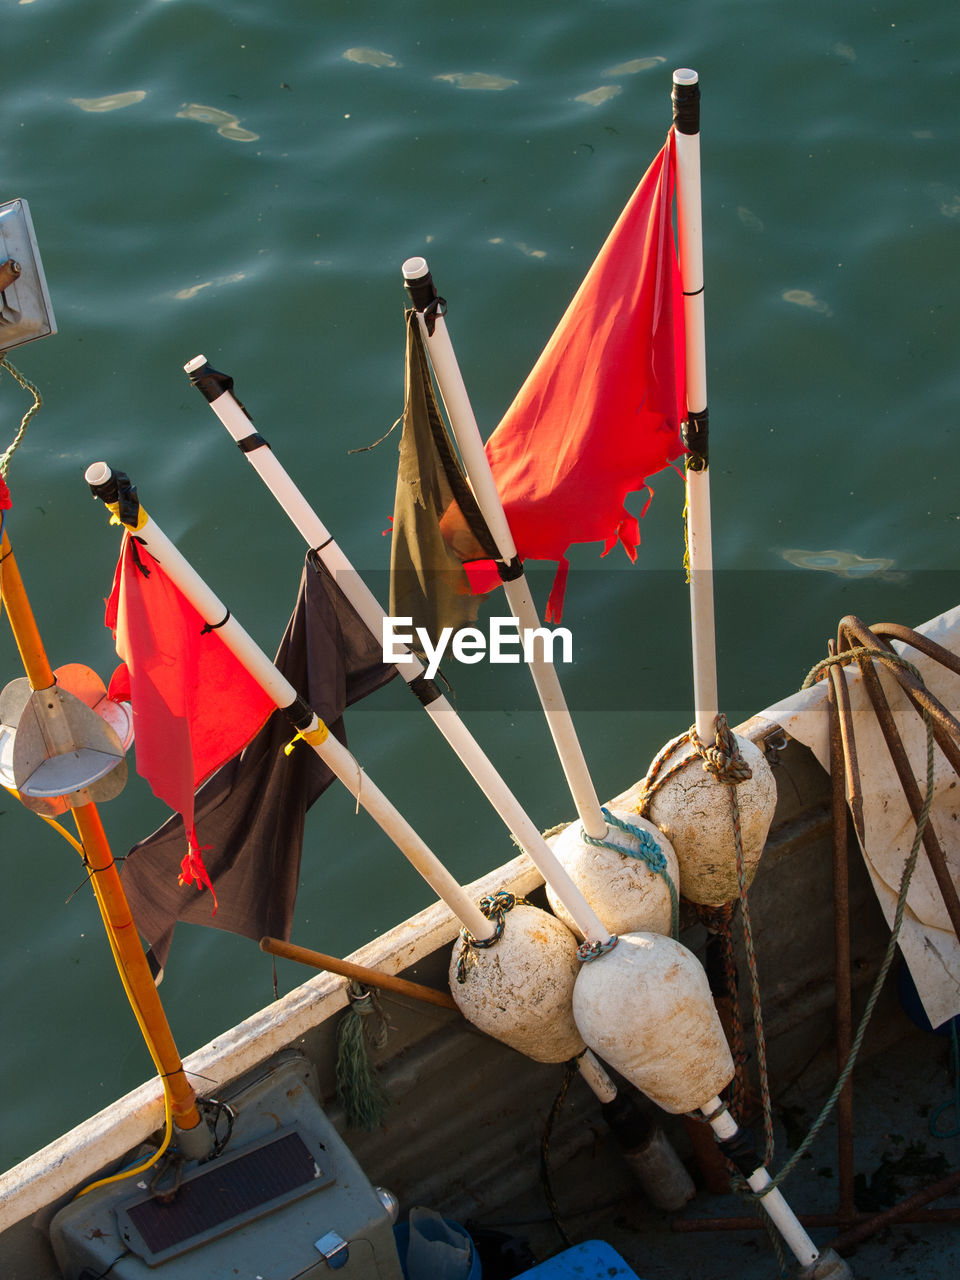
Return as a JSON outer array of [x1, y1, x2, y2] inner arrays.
[[104, 532, 274, 904], [479, 129, 686, 620]]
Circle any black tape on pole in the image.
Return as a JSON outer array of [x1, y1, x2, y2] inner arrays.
[[672, 75, 700, 136]]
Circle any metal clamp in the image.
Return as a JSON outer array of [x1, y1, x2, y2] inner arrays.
[[314, 1231, 350, 1270]]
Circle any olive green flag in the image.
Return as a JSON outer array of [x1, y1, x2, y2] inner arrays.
[[389, 309, 499, 650]]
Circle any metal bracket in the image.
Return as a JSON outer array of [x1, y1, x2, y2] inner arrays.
[[314, 1231, 350, 1269]]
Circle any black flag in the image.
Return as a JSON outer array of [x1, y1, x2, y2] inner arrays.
[[389, 309, 499, 650], [121, 554, 396, 971]]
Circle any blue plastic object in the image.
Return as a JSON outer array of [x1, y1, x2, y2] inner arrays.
[[516, 1240, 642, 1279], [394, 1216, 481, 1280]]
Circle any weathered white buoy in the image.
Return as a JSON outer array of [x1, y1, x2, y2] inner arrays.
[[643, 733, 776, 905], [545, 806, 680, 938], [449, 901, 585, 1063], [572, 932, 734, 1113]]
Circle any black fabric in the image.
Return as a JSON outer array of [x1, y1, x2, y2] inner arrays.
[[388, 309, 499, 651], [121, 554, 396, 969]]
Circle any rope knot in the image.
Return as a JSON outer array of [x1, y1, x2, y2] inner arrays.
[[696, 901, 736, 935], [581, 807, 679, 940], [690, 713, 752, 785], [577, 935, 619, 963], [455, 890, 529, 983]]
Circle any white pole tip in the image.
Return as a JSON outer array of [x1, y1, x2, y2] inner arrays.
[[84, 461, 111, 485], [184, 354, 207, 373], [673, 68, 699, 85], [402, 256, 429, 281]]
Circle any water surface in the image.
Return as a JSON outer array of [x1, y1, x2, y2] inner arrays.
[[1, 0, 958, 1171]]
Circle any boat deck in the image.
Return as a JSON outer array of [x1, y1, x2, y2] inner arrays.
[[479, 1024, 960, 1280]]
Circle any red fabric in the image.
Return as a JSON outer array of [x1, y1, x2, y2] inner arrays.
[[0, 475, 11, 510], [104, 533, 274, 903], [481, 131, 686, 620]]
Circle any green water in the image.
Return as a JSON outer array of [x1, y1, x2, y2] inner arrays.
[[0, 0, 958, 1173]]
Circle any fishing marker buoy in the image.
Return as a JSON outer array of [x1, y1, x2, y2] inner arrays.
[[643, 732, 776, 906], [546, 806, 679, 939], [449, 900, 584, 1063], [572, 932, 734, 1114]]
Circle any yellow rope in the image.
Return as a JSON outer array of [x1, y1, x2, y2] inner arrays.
[[0, 783, 176, 1194]]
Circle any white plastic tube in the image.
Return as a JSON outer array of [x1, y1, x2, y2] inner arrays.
[[400, 258, 608, 840], [673, 68, 719, 744], [183, 360, 612, 946], [84, 462, 493, 943], [701, 1097, 820, 1268]]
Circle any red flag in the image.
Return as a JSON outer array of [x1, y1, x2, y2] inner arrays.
[[479, 130, 686, 620], [104, 532, 274, 903]]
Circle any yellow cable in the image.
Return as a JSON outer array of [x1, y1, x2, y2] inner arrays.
[[72, 810, 177, 1196], [0, 784, 178, 1195]]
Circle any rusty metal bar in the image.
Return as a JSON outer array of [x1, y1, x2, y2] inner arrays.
[[673, 1205, 960, 1233], [827, 644, 856, 1223], [841, 616, 960, 775], [837, 620, 960, 944], [828, 1168, 960, 1253]]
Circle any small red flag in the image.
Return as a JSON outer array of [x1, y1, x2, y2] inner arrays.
[[479, 130, 686, 620], [104, 533, 274, 903]]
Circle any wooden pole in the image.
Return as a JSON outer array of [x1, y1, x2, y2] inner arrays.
[[260, 937, 458, 1009]]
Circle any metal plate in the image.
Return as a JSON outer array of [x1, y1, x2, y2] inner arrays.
[[0, 198, 56, 352], [117, 1127, 335, 1264]]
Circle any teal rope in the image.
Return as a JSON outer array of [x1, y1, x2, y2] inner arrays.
[[581, 806, 680, 940], [577, 935, 619, 962]]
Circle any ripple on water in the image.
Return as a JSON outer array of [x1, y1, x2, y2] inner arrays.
[[780, 548, 900, 580], [176, 103, 259, 142]]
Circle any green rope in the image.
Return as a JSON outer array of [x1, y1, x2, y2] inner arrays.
[[0, 358, 42, 479], [539, 1059, 577, 1248], [766, 646, 936, 1190], [335, 981, 391, 1131], [581, 806, 679, 940]]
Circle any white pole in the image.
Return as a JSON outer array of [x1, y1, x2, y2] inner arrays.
[[400, 258, 608, 840], [182, 358, 612, 946], [84, 462, 494, 944], [702, 1098, 821, 1268], [672, 69, 719, 745], [88, 458, 619, 1111]]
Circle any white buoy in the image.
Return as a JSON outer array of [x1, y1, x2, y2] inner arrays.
[[643, 733, 776, 906], [572, 932, 734, 1113], [545, 806, 680, 939], [449, 901, 585, 1063]]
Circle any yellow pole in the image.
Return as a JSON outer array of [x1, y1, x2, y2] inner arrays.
[[0, 523, 205, 1137]]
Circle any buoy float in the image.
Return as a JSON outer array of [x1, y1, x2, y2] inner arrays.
[[572, 932, 734, 1114], [642, 732, 776, 906], [545, 806, 679, 938], [449, 899, 585, 1063]]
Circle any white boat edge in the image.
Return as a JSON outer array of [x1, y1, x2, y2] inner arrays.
[[0, 847, 547, 1234]]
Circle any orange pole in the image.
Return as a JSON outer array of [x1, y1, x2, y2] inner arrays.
[[0, 523, 203, 1133]]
